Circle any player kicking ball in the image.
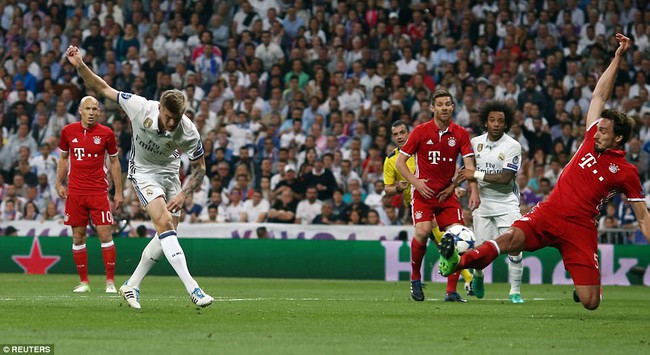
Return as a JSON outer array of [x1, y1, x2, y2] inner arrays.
[[438, 34, 650, 310], [66, 45, 214, 309], [56, 96, 123, 294]]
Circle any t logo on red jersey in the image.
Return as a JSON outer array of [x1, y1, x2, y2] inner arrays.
[[73, 147, 85, 161], [578, 153, 597, 169], [428, 150, 441, 164]]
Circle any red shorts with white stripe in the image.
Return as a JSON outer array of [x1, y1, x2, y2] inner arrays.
[[512, 203, 600, 286], [411, 193, 464, 230], [64, 194, 113, 227]]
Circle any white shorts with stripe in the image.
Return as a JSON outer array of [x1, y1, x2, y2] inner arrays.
[[129, 173, 181, 217], [472, 209, 522, 246]]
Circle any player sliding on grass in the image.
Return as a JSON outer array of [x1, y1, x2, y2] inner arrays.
[[66, 45, 214, 309], [456, 101, 525, 304], [439, 34, 650, 310], [395, 90, 481, 303], [384, 120, 475, 300], [56, 96, 123, 294]]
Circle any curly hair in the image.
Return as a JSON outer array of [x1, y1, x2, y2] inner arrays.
[[478, 101, 515, 133]]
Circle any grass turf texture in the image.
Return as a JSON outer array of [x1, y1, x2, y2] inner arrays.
[[1, 274, 649, 355]]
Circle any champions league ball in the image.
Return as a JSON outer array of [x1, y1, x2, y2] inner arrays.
[[443, 225, 476, 254]]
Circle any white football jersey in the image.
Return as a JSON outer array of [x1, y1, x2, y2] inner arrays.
[[471, 133, 521, 216], [117, 92, 204, 177]]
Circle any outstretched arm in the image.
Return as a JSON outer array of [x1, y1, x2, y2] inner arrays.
[[585, 34, 630, 128], [66, 45, 119, 102]]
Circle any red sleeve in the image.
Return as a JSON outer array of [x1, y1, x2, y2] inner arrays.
[[459, 128, 474, 157], [622, 165, 645, 201], [105, 128, 118, 156], [401, 125, 421, 156], [59, 127, 69, 152]]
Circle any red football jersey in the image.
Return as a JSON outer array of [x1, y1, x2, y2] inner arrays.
[[400, 119, 473, 194], [545, 120, 644, 224], [59, 122, 118, 195]]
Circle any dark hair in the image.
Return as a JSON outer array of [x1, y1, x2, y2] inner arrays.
[[479, 101, 515, 133], [429, 89, 454, 106], [136, 225, 148, 237], [391, 119, 409, 132], [601, 109, 635, 146]]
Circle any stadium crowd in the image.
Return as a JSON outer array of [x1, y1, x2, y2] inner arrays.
[[0, 0, 649, 243]]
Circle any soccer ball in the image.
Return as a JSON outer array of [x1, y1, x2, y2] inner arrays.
[[443, 225, 476, 254]]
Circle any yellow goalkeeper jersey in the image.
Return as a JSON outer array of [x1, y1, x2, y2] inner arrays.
[[383, 147, 415, 206]]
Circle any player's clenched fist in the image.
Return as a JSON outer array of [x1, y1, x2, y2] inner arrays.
[[66, 45, 82, 67]]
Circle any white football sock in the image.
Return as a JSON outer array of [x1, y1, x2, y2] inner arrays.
[[508, 252, 524, 294], [128, 233, 163, 289], [159, 230, 199, 294]]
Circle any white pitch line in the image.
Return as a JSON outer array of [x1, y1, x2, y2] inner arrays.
[[0, 296, 563, 302]]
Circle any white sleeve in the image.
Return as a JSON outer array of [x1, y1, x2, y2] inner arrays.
[[502, 140, 522, 172], [180, 118, 205, 161], [117, 92, 149, 125], [470, 136, 479, 151]]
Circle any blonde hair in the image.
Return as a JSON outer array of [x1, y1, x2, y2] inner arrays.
[[160, 89, 186, 116]]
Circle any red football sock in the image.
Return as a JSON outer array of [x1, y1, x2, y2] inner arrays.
[[72, 245, 89, 283], [101, 241, 116, 282], [460, 241, 500, 270], [410, 238, 427, 281], [446, 271, 460, 293]]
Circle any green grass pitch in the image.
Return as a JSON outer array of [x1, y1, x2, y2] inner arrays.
[[1, 274, 649, 354]]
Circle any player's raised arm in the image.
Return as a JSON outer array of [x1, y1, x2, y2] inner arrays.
[[66, 45, 119, 102], [585, 34, 630, 128]]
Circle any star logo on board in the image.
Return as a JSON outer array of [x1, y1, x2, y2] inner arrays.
[[12, 238, 60, 274]]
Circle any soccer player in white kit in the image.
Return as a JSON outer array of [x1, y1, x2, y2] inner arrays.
[[457, 101, 525, 304], [66, 45, 214, 309]]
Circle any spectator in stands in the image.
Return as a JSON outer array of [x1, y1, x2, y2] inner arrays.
[[295, 185, 322, 225], [267, 189, 297, 224], [0, 199, 22, 222], [626, 137, 649, 180], [41, 201, 62, 222]]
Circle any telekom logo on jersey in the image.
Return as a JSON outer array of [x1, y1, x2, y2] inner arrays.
[[73, 148, 85, 161], [427, 151, 453, 164], [428, 151, 441, 164], [578, 152, 597, 169]]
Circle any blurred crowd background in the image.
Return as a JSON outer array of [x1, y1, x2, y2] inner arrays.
[[0, 0, 649, 243]]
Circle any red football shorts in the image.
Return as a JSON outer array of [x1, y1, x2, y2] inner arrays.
[[411, 192, 464, 230], [64, 194, 113, 227], [512, 204, 600, 286]]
